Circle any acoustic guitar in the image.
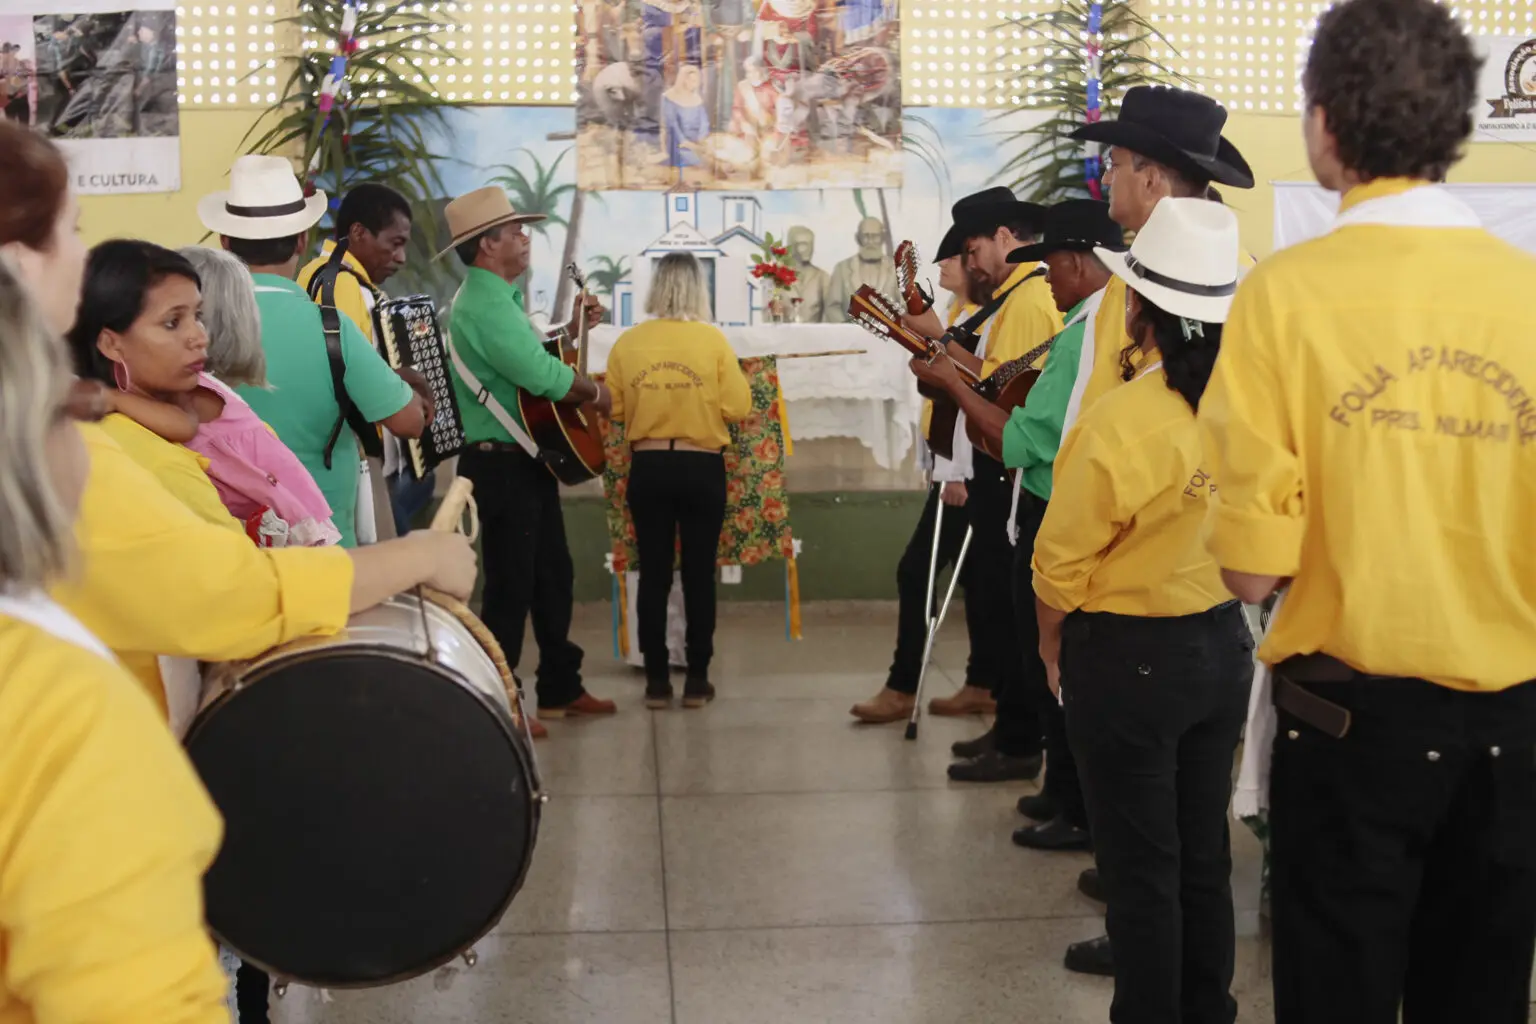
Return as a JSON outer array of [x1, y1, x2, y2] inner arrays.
[[517, 263, 607, 485]]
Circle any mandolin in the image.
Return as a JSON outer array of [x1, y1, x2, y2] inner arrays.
[[516, 263, 607, 485]]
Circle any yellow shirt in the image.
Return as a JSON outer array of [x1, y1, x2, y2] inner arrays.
[[1076, 247, 1259, 420], [1200, 178, 1536, 691], [982, 262, 1063, 379], [53, 424, 355, 713], [605, 319, 753, 449], [98, 414, 244, 532], [297, 239, 376, 341], [0, 615, 227, 1024], [921, 299, 979, 440], [1034, 363, 1228, 615]]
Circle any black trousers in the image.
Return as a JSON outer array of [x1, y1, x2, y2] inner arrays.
[[1064, 602, 1253, 1024], [627, 450, 727, 677], [235, 962, 268, 1022], [887, 483, 987, 694], [1270, 673, 1536, 1024], [969, 456, 1032, 757], [457, 446, 584, 708], [1010, 490, 1086, 826]]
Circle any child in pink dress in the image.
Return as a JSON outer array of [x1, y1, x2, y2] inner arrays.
[[107, 372, 341, 547]]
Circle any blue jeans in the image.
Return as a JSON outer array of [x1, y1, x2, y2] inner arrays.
[[389, 469, 436, 535]]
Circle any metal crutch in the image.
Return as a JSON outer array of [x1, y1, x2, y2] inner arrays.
[[906, 512, 975, 740]]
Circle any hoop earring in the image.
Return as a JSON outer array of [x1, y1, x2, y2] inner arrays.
[[112, 361, 132, 392]]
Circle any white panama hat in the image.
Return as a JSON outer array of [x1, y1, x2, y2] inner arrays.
[[198, 154, 329, 240], [1095, 197, 1240, 325]]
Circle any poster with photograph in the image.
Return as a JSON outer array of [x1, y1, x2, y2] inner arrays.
[[1474, 34, 1536, 143], [575, 0, 902, 191], [0, 0, 179, 193]]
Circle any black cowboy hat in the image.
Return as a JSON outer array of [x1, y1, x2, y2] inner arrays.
[[1008, 199, 1127, 263], [934, 222, 965, 262], [951, 186, 1046, 239], [1071, 85, 1254, 189]]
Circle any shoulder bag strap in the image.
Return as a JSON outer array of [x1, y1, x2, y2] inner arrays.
[[315, 240, 384, 468]]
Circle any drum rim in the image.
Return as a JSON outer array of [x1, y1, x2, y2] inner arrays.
[[186, 644, 544, 989]]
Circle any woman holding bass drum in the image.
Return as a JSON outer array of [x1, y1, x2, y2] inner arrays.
[[3, 118, 544, 998], [606, 251, 752, 708], [0, 255, 229, 1018]]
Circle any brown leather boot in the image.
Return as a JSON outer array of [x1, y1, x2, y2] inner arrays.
[[927, 684, 997, 717], [849, 687, 916, 724]]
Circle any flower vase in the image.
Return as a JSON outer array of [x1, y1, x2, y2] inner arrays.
[[766, 291, 788, 324]]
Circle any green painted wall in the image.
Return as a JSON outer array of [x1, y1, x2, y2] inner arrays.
[[450, 490, 926, 605]]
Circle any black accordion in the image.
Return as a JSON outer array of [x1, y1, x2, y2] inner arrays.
[[375, 295, 466, 479]]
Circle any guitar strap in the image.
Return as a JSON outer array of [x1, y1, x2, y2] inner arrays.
[[947, 266, 1044, 354], [444, 286, 542, 459]]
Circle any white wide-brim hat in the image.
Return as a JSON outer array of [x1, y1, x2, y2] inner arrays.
[[1094, 196, 1240, 325], [198, 154, 328, 240]]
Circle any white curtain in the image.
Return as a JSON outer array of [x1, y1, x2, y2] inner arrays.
[[1273, 181, 1536, 255]]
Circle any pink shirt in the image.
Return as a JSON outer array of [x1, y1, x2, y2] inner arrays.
[[186, 374, 342, 547]]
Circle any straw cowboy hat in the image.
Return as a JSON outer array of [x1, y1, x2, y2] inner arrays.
[[435, 186, 548, 261], [1072, 85, 1254, 190], [198, 155, 328, 240], [1095, 197, 1240, 324]]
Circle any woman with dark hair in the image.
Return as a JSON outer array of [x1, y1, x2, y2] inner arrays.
[[68, 238, 340, 545], [1032, 197, 1254, 1024]]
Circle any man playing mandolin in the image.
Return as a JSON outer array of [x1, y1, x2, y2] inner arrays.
[[443, 186, 617, 727]]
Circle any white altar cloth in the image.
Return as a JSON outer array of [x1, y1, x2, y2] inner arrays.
[[587, 323, 922, 469]]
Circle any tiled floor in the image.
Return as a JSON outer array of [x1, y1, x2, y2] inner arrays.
[[273, 603, 1274, 1024]]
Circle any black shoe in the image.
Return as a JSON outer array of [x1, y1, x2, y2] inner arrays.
[[1077, 867, 1104, 904], [682, 675, 716, 708], [947, 749, 1043, 783], [644, 677, 674, 709], [1012, 816, 1093, 851], [1016, 791, 1059, 820], [950, 727, 995, 759], [1064, 934, 1113, 977]]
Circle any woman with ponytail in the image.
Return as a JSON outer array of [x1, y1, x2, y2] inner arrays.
[[1031, 197, 1255, 1024]]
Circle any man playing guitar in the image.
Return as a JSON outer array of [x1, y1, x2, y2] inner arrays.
[[443, 186, 616, 726], [903, 187, 1062, 784]]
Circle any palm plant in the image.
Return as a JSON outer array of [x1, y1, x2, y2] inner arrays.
[[244, 0, 466, 300], [585, 255, 631, 300], [988, 0, 1185, 204]]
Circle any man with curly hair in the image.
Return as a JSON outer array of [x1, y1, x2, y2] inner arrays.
[[1199, 1, 1536, 1021]]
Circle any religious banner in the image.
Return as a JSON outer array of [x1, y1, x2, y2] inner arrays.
[[0, 0, 179, 193], [602, 355, 796, 571], [1474, 34, 1536, 144], [574, 0, 901, 191]]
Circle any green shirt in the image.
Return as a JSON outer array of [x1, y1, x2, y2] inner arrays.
[[240, 274, 413, 548], [1001, 297, 1090, 502], [447, 267, 575, 443]]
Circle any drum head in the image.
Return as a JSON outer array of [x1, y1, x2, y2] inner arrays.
[[186, 650, 537, 988]]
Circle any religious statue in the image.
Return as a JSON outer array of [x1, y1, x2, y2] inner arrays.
[[824, 216, 896, 323], [786, 225, 830, 323]]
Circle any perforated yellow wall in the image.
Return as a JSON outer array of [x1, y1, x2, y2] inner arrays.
[[166, 0, 1536, 112]]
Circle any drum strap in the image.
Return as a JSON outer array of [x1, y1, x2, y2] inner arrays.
[[0, 589, 112, 659]]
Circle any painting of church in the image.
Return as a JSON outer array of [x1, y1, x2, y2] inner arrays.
[[610, 191, 773, 327]]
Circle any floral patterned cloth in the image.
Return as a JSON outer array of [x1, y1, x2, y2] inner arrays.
[[603, 356, 795, 572]]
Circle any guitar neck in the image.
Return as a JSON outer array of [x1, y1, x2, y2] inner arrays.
[[575, 287, 589, 376]]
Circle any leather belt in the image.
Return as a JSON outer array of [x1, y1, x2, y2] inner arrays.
[[1273, 654, 1357, 739], [631, 439, 724, 454]]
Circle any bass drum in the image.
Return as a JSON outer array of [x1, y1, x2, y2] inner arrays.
[[184, 593, 542, 989]]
